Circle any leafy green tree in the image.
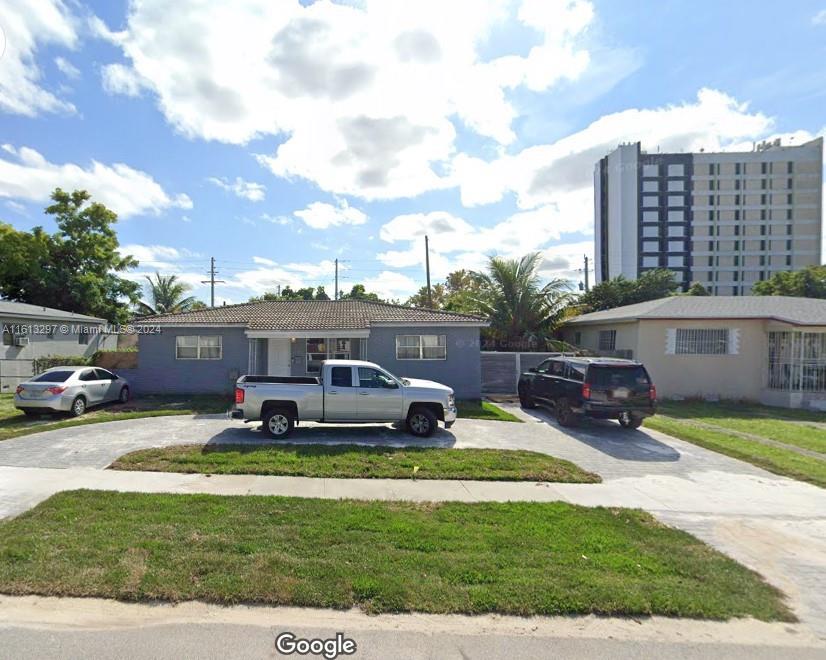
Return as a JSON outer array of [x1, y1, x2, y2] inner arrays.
[[752, 265, 826, 298], [406, 283, 446, 308], [340, 283, 384, 302], [577, 269, 680, 312], [685, 281, 710, 296], [0, 189, 140, 323], [248, 284, 333, 302], [314, 286, 330, 300], [136, 273, 200, 315], [473, 253, 572, 345]]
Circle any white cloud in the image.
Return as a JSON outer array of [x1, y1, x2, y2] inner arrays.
[[0, 144, 193, 218], [54, 56, 80, 79], [293, 199, 367, 229], [260, 213, 292, 226], [101, 63, 146, 97], [812, 9, 826, 25], [207, 176, 266, 202], [362, 271, 420, 301], [0, 0, 78, 116], [95, 0, 596, 199]]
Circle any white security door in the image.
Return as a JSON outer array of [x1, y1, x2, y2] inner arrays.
[[267, 338, 291, 376]]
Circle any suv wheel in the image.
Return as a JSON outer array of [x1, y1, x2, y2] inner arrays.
[[263, 408, 294, 439], [555, 398, 578, 427], [618, 412, 643, 429], [518, 387, 536, 409], [407, 407, 437, 437]]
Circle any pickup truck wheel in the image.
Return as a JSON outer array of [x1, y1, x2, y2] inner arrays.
[[263, 409, 294, 439], [555, 398, 578, 427], [407, 407, 437, 437], [618, 412, 643, 429]]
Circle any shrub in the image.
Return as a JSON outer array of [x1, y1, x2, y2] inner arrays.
[[33, 355, 90, 374]]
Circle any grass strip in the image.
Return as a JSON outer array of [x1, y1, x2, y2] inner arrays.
[[645, 415, 826, 489], [0, 490, 793, 620], [456, 400, 522, 422], [111, 444, 600, 482]]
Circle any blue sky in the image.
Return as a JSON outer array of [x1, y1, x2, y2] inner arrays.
[[1, 0, 824, 305]]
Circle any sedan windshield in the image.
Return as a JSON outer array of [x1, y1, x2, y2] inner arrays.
[[32, 371, 74, 383]]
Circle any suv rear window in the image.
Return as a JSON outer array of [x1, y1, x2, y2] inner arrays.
[[32, 370, 74, 383], [587, 365, 650, 390]]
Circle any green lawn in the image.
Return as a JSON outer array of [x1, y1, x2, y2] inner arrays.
[[456, 400, 522, 422], [111, 444, 599, 482], [647, 400, 826, 488], [656, 400, 826, 454], [0, 490, 792, 621], [0, 393, 228, 442]]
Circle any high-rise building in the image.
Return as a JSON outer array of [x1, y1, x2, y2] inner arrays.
[[594, 138, 823, 294]]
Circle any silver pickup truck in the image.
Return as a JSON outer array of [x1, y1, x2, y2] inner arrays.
[[229, 359, 457, 438]]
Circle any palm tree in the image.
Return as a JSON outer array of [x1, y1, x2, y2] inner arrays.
[[136, 273, 199, 315], [473, 253, 572, 345]]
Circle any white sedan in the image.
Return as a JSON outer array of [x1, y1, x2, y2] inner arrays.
[[14, 366, 131, 417]]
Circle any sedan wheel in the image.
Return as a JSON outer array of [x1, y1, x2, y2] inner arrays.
[[70, 397, 86, 417], [119, 387, 130, 403]]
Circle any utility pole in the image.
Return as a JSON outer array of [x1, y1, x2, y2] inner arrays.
[[334, 258, 339, 301], [583, 255, 590, 292], [425, 235, 432, 308], [201, 257, 225, 307]]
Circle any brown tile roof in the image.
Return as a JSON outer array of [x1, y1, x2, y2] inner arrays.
[[135, 299, 488, 330]]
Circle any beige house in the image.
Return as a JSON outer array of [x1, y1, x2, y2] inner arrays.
[[561, 296, 826, 410]]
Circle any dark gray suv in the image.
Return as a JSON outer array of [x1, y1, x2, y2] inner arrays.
[[518, 357, 657, 429]]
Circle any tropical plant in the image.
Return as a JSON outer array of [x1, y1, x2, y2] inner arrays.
[[137, 273, 199, 315], [472, 253, 572, 345]]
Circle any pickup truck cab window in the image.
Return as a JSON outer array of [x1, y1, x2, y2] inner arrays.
[[358, 367, 398, 389], [330, 366, 353, 387], [549, 360, 566, 376]]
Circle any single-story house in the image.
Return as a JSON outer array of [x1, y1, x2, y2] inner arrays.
[[0, 300, 115, 392], [561, 296, 826, 410], [127, 300, 488, 399]]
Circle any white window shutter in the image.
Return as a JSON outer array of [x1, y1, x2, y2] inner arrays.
[[665, 329, 676, 355], [728, 328, 740, 355]]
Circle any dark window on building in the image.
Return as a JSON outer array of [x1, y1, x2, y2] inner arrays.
[[734, 211, 740, 222], [760, 255, 766, 266], [787, 193, 793, 205], [735, 163, 740, 175], [787, 209, 793, 220], [761, 194, 767, 205], [761, 178, 767, 189], [734, 194, 740, 205], [786, 239, 792, 250], [787, 161, 794, 174], [761, 162, 767, 175], [787, 224, 793, 235], [708, 194, 714, 206], [760, 225, 766, 236], [787, 177, 793, 189], [786, 255, 792, 266], [760, 209, 766, 221]]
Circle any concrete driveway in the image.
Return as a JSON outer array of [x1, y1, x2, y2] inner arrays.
[[0, 405, 825, 638]]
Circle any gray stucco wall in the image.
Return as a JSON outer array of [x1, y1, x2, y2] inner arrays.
[[0, 316, 114, 392], [364, 326, 481, 399], [122, 326, 482, 399], [121, 327, 249, 395]]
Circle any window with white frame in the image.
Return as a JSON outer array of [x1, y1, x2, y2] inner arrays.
[[306, 338, 351, 373], [675, 328, 728, 355], [598, 330, 617, 351], [175, 335, 222, 359], [396, 335, 446, 360]]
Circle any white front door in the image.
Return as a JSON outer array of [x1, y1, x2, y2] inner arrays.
[[267, 338, 291, 376]]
